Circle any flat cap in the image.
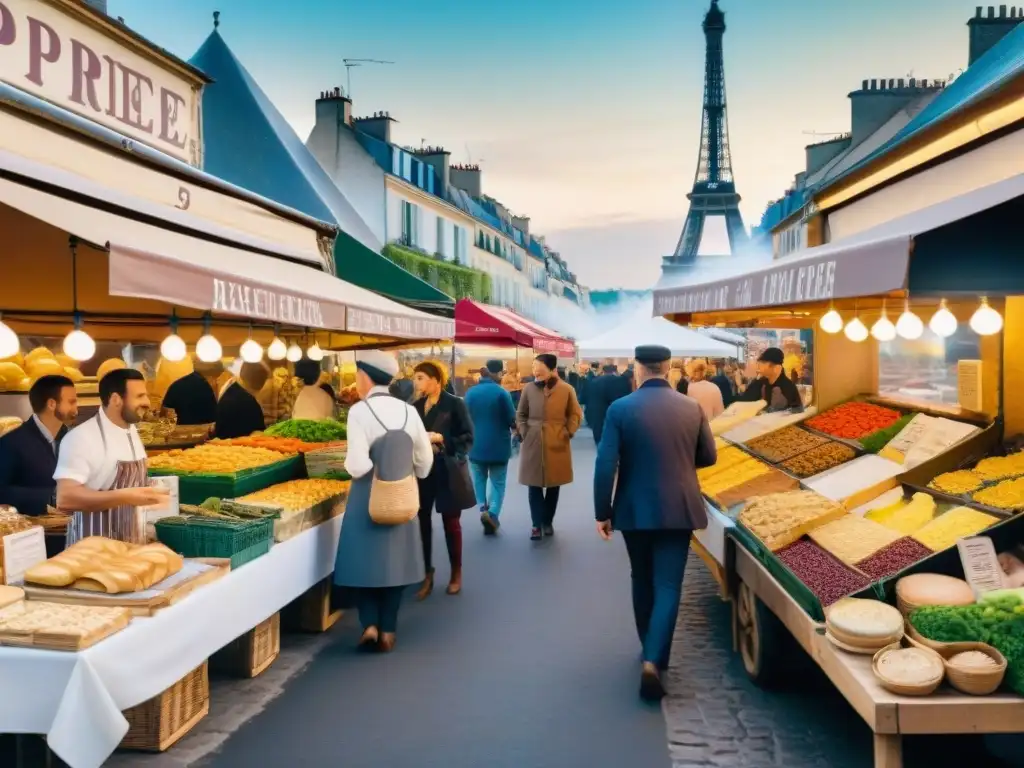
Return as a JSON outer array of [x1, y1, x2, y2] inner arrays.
[[355, 349, 399, 385], [634, 344, 671, 364]]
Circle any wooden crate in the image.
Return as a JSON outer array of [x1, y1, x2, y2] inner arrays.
[[211, 612, 280, 678], [284, 577, 343, 633], [120, 662, 209, 752]]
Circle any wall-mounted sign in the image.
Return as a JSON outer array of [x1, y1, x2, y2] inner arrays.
[[0, 0, 201, 164]]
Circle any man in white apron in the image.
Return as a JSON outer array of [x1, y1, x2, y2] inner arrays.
[[54, 368, 167, 546]]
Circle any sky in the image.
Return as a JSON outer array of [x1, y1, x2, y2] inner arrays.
[[109, 0, 981, 290]]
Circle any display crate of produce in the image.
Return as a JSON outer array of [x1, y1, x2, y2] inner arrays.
[[211, 612, 280, 678], [150, 454, 302, 505], [236, 479, 350, 542], [155, 515, 275, 569], [803, 398, 910, 449], [120, 662, 209, 752], [304, 443, 350, 480]]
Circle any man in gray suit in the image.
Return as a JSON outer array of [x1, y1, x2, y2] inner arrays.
[[594, 344, 717, 701]]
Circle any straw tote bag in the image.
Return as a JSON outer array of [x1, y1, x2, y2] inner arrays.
[[365, 397, 420, 525]]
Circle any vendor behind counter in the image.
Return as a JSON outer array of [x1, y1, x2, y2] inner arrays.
[[216, 362, 271, 439], [161, 360, 222, 426], [737, 347, 803, 413]]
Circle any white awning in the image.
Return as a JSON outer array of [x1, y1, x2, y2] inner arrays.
[[654, 170, 1024, 316], [579, 310, 737, 359]]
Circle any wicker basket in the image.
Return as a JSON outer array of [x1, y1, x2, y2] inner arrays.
[[926, 640, 1007, 695], [211, 613, 280, 679], [905, 622, 950, 651], [120, 662, 210, 752], [872, 642, 945, 696], [284, 577, 343, 633]]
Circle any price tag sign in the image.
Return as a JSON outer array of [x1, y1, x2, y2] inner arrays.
[[3, 527, 47, 585], [141, 476, 179, 522], [958, 536, 1006, 598]]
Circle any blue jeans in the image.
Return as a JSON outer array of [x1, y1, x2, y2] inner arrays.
[[469, 461, 508, 520]]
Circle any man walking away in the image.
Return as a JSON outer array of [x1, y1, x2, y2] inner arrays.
[[593, 345, 717, 702], [585, 363, 629, 444], [465, 360, 516, 536], [517, 353, 582, 540]]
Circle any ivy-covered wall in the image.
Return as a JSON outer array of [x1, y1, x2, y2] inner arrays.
[[383, 244, 492, 303]]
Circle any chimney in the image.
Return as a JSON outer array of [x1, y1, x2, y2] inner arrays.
[[412, 146, 450, 190], [847, 78, 945, 145], [968, 4, 1023, 64], [83, 0, 108, 13], [805, 134, 851, 177], [315, 86, 352, 129], [512, 215, 530, 237], [450, 163, 482, 198], [352, 111, 396, 144]]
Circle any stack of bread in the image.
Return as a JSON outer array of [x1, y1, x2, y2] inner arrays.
[[824, 597, 905, 654], [24, 537, 184, 594]]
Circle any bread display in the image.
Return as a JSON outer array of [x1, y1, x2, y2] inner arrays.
[[0, 600, 130, 648], [24, 537, 183, 594]]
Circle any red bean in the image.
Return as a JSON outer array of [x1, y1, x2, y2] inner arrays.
[[854, 537, 933, 581], [776, 539, 871, 607]]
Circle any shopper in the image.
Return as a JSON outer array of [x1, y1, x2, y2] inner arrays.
[[686, 360, 725, 420], [464, 360, 516, 536], [333, 350, 433, 653], [161, 360, 221, 426], [585, 363, 629, 444], [411, 361, 475, 598], [738, 347, 804, 413], [0, 375, 78, 516], [216, 362, 270, 439], [54, 368, 167, 545], [593, 345, 717, 702], [292, 358, 336, 420], [709, 361, 736, 408], [517, 353, 582, 540]]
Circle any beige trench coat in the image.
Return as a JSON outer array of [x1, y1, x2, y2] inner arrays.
[[516, 378, 583, 488]]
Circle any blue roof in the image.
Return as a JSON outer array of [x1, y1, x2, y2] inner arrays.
[[759, 187, 810, 231], [189, 30, 381, 252]]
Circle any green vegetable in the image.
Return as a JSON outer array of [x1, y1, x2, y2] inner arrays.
[[200, 497, 222, 513], [265, 419, 346, 443], [910, 594, 1024, 694], [860, 414, 915, 454], [981, 587, 1024, 603]]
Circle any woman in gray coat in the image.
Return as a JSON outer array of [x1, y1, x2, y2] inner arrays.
[[333, 350, 435, 652]]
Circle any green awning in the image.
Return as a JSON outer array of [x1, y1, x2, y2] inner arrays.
[[334, 231, 454, 314]]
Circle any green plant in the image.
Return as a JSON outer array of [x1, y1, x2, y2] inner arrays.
[[383, 244, 491, 302]]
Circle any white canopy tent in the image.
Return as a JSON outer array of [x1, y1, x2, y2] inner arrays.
[[579, 311, 737, 359]]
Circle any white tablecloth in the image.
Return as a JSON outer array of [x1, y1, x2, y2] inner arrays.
[[0, 515, 343, 768]]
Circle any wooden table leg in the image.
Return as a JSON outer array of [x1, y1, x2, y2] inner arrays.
[[873, 733, 902, 768]]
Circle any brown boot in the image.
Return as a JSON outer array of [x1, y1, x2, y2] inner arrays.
[[446, 567, 462, 595], [377, 633, 396, 653], [415, 570, 434, 601]]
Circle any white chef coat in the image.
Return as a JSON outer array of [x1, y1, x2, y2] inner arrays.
[[53, 408, 146, 490], [344, 386, 433, 481]]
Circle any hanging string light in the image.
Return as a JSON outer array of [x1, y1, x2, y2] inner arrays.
[[970, 297, 1003, 336], [819, 302, 843, 334], [870, 300, 897, 342], [239, 326, 264, 364], [195, 315, 222, 363], [0, 312, 19, 359], [928, 299, 958, 338], [843, 302, 868, 343], [267, 330, 288, 361], [160, 313, 187, 362], [895, 299, 924, 340], [286, 342, 303, 363], [61, 238, 96, 362]]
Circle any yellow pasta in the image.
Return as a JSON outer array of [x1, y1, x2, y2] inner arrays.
[[912, 507, 999, 552]]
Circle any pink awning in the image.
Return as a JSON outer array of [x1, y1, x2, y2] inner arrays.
[[454, 299, 574, 355]]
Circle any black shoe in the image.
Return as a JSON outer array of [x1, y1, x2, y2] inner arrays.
[[543, 525, 554, 537], [481, 511, 498, 536], [530, 527, 543, 541], [639, 665, 666, 702]]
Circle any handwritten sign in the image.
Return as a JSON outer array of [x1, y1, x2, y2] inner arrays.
[[3, 526, 46, 585], [0, 0, 201, 164], [958, 536, 1006, 598]]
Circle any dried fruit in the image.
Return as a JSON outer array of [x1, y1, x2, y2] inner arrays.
[[779, 442, 857, 479], [776, 539, 871, 607], [806, 402, 902, 440], [746, 426, 828, 463], [855, 537, 934, 580]]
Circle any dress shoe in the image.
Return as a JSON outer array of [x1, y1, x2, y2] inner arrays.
[[639, 663, 666, 702], [377, 633, 396, 653], [358, 626, 379, 650], [415, 570, 435, 601], [446, 566, 462, 595]]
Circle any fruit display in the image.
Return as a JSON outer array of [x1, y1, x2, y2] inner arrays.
[[238, 478, 351, 513], [775, 539, 871, 607], [148, 443, 292, 475], [928, 470, 984, 496], [737, 490, 845, 551], [265, 418, 346, 443], [745, 426, 828, 463], [865, 492, 937, 535], [215, 435, 334, 454], [911, 506, 999, 552], [805, 402, 903, 440], [779, 441, 857, 479], [854, 537, 935, 580], [24, 537, 183, 593], [808, 514, 902, 566]]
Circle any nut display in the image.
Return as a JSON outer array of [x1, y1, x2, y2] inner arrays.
[[805, 402, 903, 440], [972, 477, 1024, 511], [808, 514, 902, 565], [779, 442, 857, 479], [148, 443, 292, 475], [745, 426, 828, 463], [928, 470, 985, 495], [912, 506, 999, 552], [972, 453, 1024, 482], [775, 539, 871, 607], [238, 479, 351, 513], [854, 537, 934, 581], [737, 490, 845, 551]]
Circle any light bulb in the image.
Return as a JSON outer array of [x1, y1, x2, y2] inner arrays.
[[970, 298, 1003, 336], [195, 334, 222, 363], [896, 308, 924, 340], [63, 329, 96, 362], [843, 317, 868, 343], [286, 343, 302, 363], [0, 319, 19, 359], [870, 315, 897, 342], [307, 342, 324, 362], [240, 338, 264, 364], [160, 333, 187, 362], [819, 308, 843, 334], [928, 300, 958, 338], [267, 337, 287, 361]]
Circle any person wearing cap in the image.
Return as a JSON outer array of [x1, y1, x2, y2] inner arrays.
[[333, 350, 434, 653], [464, 359, 516, 536], [738, 347, 804, 413], [516, 353, 583, 540], [585, 362, 630, 445], [593, 344, 717, 702]]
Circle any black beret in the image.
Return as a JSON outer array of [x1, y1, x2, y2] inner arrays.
[[634, 345, 671, 364], [757, 347, 785, 365]]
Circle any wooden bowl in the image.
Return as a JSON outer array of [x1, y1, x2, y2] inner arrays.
[[915, 639, 1007, 695], [872, 642, 945, 696], [826, 620, 904, 650]]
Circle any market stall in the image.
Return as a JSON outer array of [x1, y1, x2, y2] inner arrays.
[[577, 307, 737, 359], [651, 170, 1024, 766]]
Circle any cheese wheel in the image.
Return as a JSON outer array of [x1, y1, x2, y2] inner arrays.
[[826, 598, 903, 640], [895, 573, 975, 608]]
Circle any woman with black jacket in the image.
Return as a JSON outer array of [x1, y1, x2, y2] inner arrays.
[[411, 361, 474, 599]]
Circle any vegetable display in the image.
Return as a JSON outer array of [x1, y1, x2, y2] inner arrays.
[[859, 413, 916, 454], [805, 402, 902, 440], [265, 419, 346, 443], [910, 594, 1024, 695]]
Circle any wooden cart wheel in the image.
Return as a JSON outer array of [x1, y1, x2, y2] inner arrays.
[[736, 579, 786, 687]]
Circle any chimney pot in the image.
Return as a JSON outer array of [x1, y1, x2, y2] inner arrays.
[[898, 78, 905, 88], [862, 79, 868, 90], [870, 78, 877, 89], [909, 77, 916, 87], [988, 5, 995, 17], [1000, 3, 1007, 16], [976, 4, 982, 15]]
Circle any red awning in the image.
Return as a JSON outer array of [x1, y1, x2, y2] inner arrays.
[[454, 299, 574, 355]]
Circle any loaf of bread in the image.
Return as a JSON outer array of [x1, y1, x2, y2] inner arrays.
[[25, 537, 184, 593]]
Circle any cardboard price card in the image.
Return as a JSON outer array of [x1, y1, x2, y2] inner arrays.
[[3, 527, 47, 586], [958, 536, 1006, 598]]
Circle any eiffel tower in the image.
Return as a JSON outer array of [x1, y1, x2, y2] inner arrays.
[[662, 0, 748, 275]]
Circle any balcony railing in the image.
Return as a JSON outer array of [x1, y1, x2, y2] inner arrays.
[[383, 243, 492, 303]]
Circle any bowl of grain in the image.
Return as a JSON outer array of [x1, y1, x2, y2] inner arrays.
[[941, 644, 1006, 695], [872, 642, 945, 696]]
